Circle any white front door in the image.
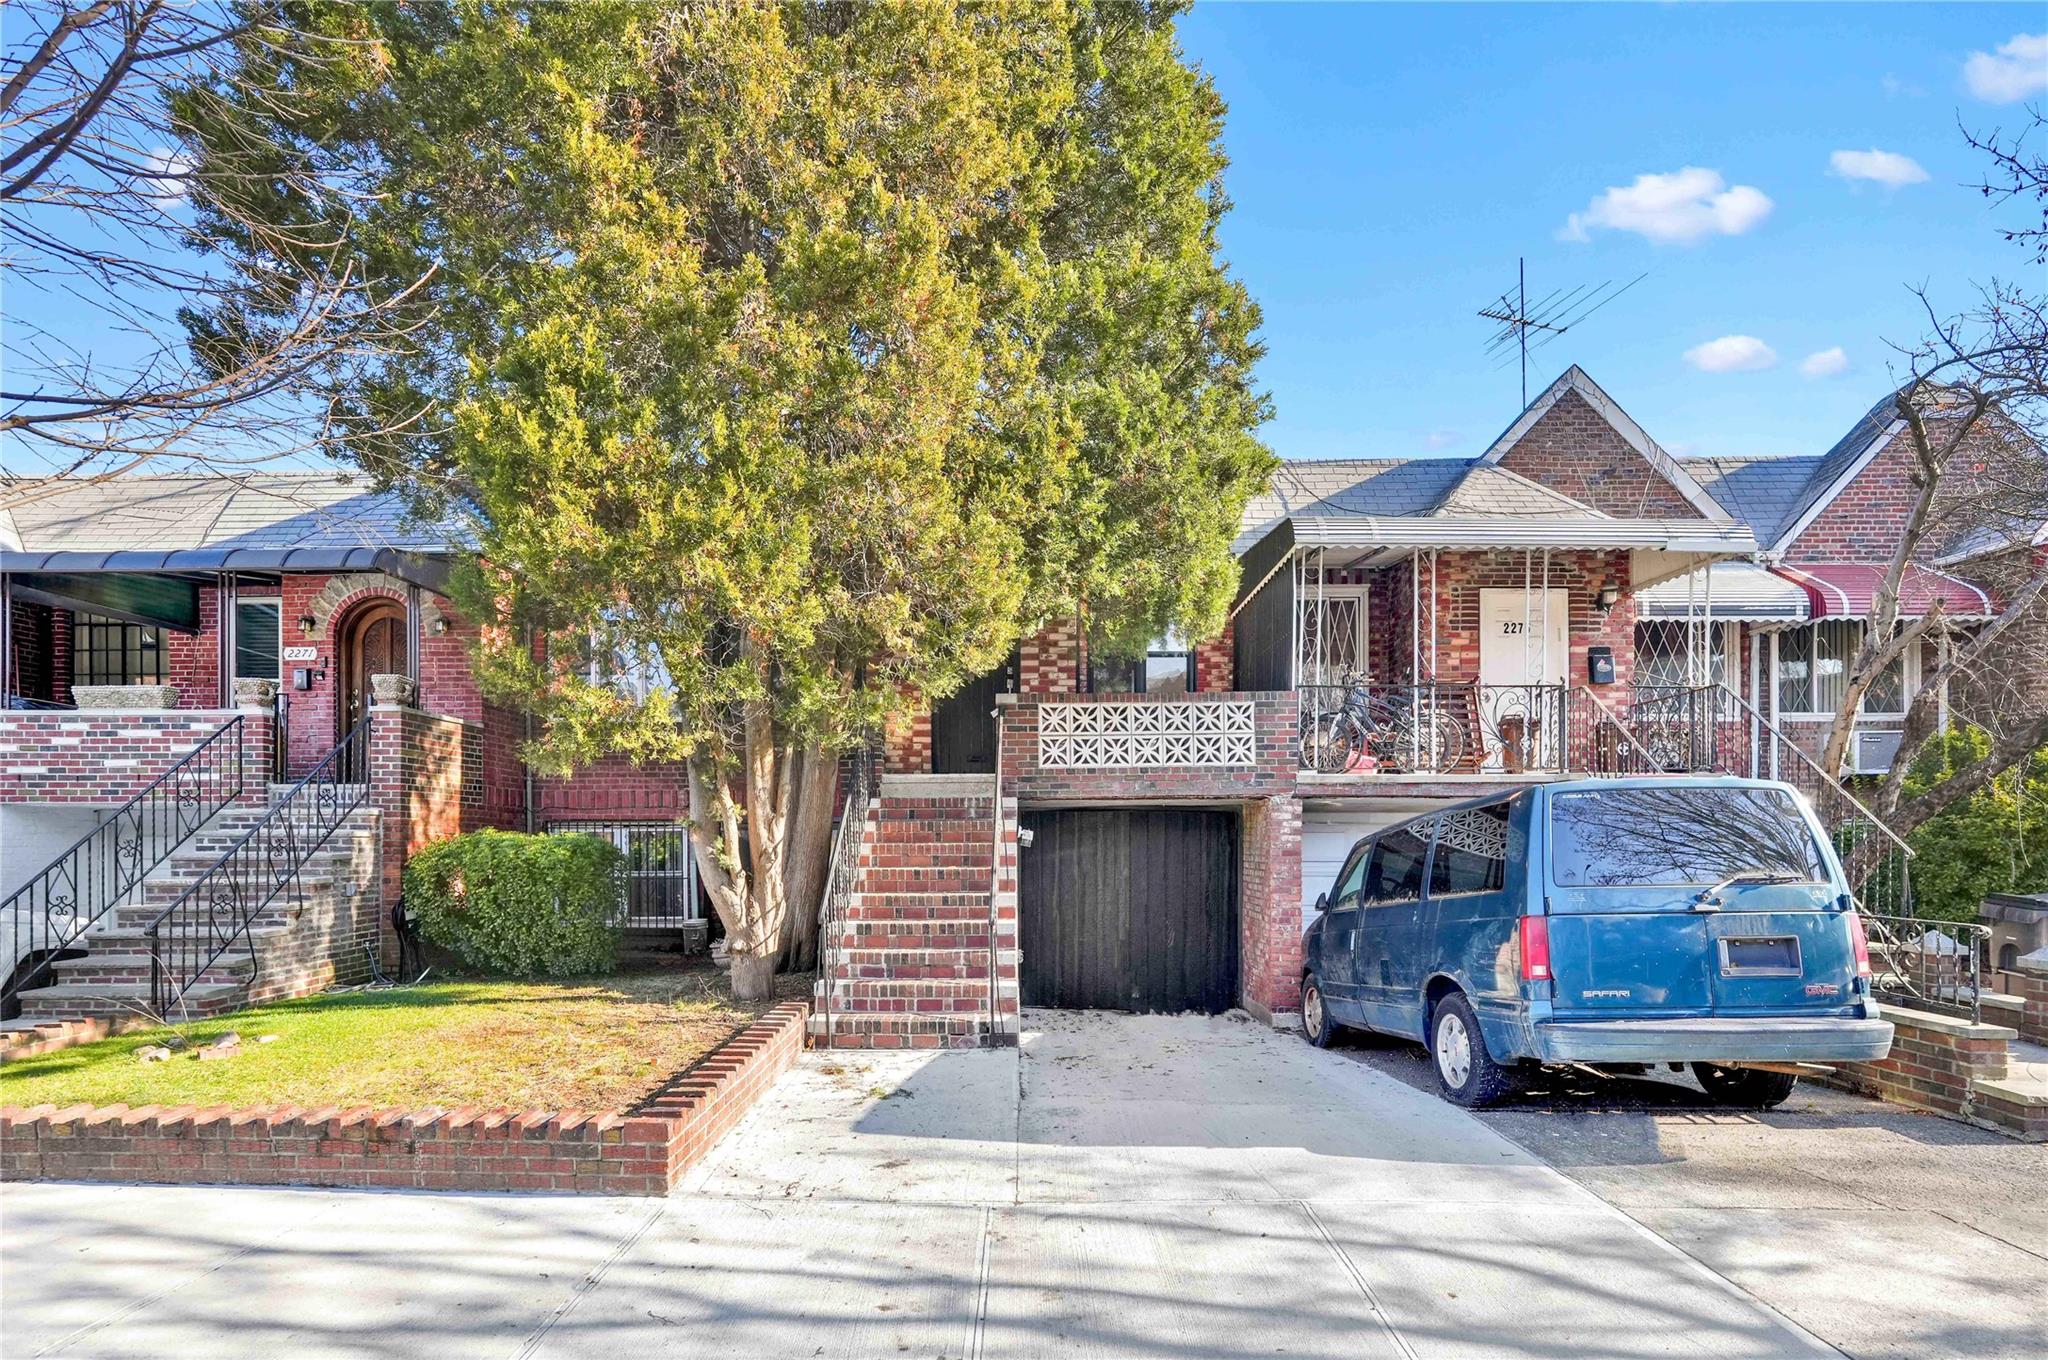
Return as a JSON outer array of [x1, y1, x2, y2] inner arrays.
[[1478, 588, 1570, 686], [1477, 588, 1570, 770]]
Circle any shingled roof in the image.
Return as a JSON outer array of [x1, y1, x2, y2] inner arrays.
[[0, 473, 467, 563]]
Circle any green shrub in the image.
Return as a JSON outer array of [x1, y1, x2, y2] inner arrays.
[[405, 830, 625, 977]]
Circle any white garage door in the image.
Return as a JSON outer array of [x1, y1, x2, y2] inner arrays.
[[1300, 801, 1445, 922]]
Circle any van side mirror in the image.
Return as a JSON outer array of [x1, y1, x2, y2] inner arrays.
[[1314, 892, 1328, 913]]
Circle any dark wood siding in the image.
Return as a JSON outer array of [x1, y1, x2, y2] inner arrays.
[[1019, 809, 1239, 1014], [932, 653, 1014, 774], [1234, 568, 1294, 692]]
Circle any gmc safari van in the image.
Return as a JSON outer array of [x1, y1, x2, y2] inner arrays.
[[1299, 778, 1894, 1108]]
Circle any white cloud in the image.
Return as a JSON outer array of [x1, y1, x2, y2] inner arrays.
[[1964, 33, 2048, 103], [1800, 347, 1850, 378], [1559, 167, 1773, 245], [1829, 148, 1929, 188], [139, 145, 193, 202], [1420, 430, 1460, 452], [1684, 335, 1779, 374], [1880, 73, 1924, 99]]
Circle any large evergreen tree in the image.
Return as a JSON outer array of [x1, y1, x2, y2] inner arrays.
[[187, 0, 1270, 997]]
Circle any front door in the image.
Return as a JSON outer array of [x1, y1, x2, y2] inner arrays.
[[338, 599, 406, 744], [1477, 588, 1570, 770], [931, 653, 1015, 774]]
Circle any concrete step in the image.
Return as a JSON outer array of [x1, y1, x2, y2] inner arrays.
[[47, 948, 256, 986], [15, 980, 244, 1022]]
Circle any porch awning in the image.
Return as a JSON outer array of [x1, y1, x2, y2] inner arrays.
[[1636, 562, 1809, 621], [1772, 563, 1995, 619], [0, 546, 451, 594], [7, 570, 202, 632]]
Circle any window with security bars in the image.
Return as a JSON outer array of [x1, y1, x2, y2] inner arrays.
[[1776, 621, 1904, 717], [70, 613, 167, 687], [1296, 591, 1367, 685], [546, 821, 699, 924], [1635, 620, 1728, 689]]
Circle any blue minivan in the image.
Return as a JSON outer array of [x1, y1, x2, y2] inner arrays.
[[1299, 777, 1894, 1108]]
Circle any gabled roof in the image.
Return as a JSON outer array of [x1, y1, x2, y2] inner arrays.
[[1234, 458, 1599, 553], [0, 473, 468, 571], [1476, 365, 1734, 523], [1759, 389, 1904, 553]]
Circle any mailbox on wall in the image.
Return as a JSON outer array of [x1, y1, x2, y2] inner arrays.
[[1586, 646, 1615, 685]]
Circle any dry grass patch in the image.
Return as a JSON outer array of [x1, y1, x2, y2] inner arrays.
[[0, 965, 809, 1112]]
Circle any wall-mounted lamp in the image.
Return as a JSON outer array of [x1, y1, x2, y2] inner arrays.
[[297, 614, 318, 636], [428, 617, 450, 637], [1592, 581, 1621, 614]]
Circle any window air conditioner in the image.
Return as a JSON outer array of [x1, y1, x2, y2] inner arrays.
[[1850, 729, 1905, 775]]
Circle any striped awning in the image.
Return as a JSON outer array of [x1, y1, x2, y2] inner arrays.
[[1636, 562, 1809, 621], [1773, 563, 1995, 619]]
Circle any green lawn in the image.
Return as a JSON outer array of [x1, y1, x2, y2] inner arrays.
[[0, 965, 808, 1112]]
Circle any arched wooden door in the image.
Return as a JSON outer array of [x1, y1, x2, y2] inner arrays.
[[337, 598, 407, 744]]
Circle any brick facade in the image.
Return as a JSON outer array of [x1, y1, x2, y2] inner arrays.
[[370, 705, 486, 939], [0, 709, 265, 804], [1496, 389, 1706, 520], [0, 1003, 808, 1195]]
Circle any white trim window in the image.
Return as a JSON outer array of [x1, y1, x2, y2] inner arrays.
[[1774, 620, 1907, 720], [233, 597, 282, 682]]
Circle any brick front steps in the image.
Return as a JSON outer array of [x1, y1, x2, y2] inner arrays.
[[811, 775, 1018, 1050], [0, 1002, 809, 1195], [11, 794, 382, 1026]]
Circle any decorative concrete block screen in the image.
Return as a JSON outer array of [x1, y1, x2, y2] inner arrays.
[[1038, 699, 1256, 769]]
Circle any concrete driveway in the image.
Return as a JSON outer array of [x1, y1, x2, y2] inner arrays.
[[2, 1010, 1832, 1359]]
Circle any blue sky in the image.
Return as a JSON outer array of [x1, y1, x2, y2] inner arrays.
[[1175, 3, 2047, 463], [5, 5, 2042, 478]]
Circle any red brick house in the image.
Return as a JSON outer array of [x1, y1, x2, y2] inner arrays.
[[1, 366, 2033, 1046]]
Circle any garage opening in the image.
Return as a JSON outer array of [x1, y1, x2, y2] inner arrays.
[[1018, 809, 1239, 1014]]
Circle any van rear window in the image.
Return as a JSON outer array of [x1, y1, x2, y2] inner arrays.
[[1550, 787, 1826, 887]]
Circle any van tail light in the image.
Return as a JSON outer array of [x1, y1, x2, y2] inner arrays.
[[1519, 915, 1552, 983], [1846, 910, 1872, 979]]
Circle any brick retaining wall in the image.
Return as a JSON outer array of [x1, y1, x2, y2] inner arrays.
[[0, 1002, 808, 1194], [1815, 1005, 2044, 1142]]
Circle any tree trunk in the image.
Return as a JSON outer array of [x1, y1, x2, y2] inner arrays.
[[729, 950, 777, 1003], [779, 742, 839, 972]]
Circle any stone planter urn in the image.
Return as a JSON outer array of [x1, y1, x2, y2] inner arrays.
[[71, 684, 179, 710], [369, 673, 417, 707], [233, 677, 280, 710]]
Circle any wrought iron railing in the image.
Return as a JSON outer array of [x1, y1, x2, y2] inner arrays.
[[1297, 680, 1470, 774], [816, 740, 877, 1048], [144, 716, 370, 1020], [1, 717, 245, 1007], [1860, 911, 1990, 1023]]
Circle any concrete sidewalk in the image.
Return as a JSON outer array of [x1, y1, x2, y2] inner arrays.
[[3, 1011, 1836, 1359]]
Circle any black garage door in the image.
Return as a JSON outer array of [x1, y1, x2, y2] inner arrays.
[[1019, 809, 1239, 1014]]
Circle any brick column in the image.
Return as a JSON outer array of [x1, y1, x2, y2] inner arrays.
[[1238, 792, 1303, 1027]]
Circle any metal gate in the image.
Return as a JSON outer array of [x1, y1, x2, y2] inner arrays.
[[1019, 809, 1239, 1014], [547, 821, 698, 926]]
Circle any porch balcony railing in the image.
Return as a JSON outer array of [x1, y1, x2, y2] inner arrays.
[[1298, 679, 1578, 775], [1859, 911, 1990, 1024]]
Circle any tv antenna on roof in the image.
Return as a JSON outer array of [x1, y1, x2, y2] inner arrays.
[[1479, 258, 1646, 406]]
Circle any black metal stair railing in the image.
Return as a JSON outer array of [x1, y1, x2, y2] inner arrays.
[[144, 716, 371, 1020], [816, 740, 877, 1048], [1, 716, 245, 1007]]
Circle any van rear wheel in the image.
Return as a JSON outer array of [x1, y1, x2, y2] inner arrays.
[[1430, 993, 1515, 1107], [1693, 1063, 1798, 1110]]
